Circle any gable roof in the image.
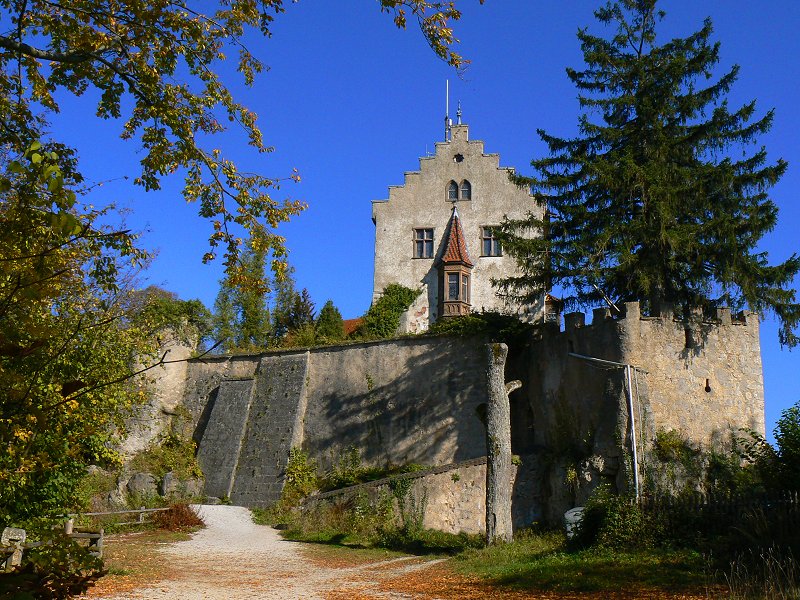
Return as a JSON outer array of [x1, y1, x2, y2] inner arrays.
[[440, 207, 473, 267]]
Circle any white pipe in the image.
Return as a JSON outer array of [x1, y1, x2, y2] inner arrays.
[[626, 364, 641, 503], [568, 352, 641, 502]]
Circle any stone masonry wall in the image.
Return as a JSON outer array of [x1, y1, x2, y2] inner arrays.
[[522, 301, 766, 522], [156, 305, 763, 524], [231, 352, 310, 506], [196, 378, 255, 499], [618, 302, 765, 444], [186, 336, 488, 507], [305, 458, 489, 536], [301, 336, 487, 471]]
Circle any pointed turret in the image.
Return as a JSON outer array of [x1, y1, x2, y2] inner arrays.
[[440, 206, 473, 267], [439, 206, 473, 318]]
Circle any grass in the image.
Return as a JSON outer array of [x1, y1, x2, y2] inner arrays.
[[280, 525, 483, 556], [452, 529, 706, 593], [88, 529, 196, 597], [300, 542, 408, 568]]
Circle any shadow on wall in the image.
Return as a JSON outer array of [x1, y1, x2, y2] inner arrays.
[[192, 385, 219, 448], [302, 337, 490, 472]]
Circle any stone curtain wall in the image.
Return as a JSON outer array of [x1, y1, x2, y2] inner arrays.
[[306, 458, 490, 535], [302, 336, 487, 471], [188, 336, 488, 506], [521, 301, 766, 522], [619, 303, 765, 443], [197, 378, 255, 498], [231, 352, 311, 506], [163, 306, 763, 519]]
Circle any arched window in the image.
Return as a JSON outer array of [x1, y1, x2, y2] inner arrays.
[[460, 180, 472, 200], [447, 180, 458, 201]]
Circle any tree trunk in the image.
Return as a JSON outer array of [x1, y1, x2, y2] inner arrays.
[[485, 342, 520, 545]]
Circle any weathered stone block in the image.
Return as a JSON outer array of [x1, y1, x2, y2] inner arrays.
[[126, 472, 157, 497]]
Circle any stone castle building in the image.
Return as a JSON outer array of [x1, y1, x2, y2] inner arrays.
[[131, 119, 767, 533], [372, 122, 542, 331]]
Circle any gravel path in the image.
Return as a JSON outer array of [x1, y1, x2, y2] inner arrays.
[[95, 505, 444, 600]]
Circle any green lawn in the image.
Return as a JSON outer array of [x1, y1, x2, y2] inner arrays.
[[452, 530, 706, 593]]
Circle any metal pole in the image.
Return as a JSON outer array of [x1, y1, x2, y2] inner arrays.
[[626, 365, 641, 503]]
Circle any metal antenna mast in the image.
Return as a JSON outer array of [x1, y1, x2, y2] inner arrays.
[[444, 80, 452, 141]]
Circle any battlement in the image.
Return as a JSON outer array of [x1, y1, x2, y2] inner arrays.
[[560, 301, 756, 332], [534, 300, 765, 448]]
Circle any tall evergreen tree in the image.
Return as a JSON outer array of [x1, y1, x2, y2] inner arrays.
[[498, 0, 799, 346], [212, 241, 272, 352]]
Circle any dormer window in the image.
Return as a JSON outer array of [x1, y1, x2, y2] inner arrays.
[[447, 180, 458, 201], [460, 180, 472, 200]]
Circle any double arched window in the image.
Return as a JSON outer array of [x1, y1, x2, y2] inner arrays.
[[446, 179, 472, 201]]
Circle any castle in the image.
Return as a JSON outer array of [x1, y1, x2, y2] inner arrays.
[[137, 123, 766, 532], [372, 122, 542, 331]]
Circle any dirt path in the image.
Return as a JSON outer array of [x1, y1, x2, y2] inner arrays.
[[91, 505, 446, 600]]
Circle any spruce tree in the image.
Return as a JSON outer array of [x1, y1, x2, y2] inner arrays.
[[271, 266, 299, 341], [498, 0, 799, 346], [316, 300, 345, 342]]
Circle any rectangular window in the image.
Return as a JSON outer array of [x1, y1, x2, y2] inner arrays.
[[448, 273, 459, 300], [413, 228, 434, 258], [481, 227, 502, 257], [462, 274, 469, 303]]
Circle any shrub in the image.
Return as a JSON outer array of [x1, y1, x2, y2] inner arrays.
[[128, 432, 202, 481], [0, 529, 105, 600], [360, 284, 420, 339], [574, 485, 655, 550], [774, 401, 800, 490], [73, 468, 117, 513], [427, 311, 531, 345], [325, 446, 364, 490], [284, 447, 318, 500], [153, 503, 204, 531]]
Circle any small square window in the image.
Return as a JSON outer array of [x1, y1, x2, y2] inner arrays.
[[413, 228, 434, 258], [481, 227, 502, 257]]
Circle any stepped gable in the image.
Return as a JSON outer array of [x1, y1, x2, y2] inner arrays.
[[440, 207, 473, 267]]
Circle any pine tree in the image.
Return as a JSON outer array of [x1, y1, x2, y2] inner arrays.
[[498, 0, 799, 346], [316, 300, 345, 342]]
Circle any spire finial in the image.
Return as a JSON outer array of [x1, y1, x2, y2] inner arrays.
[[456, 101, 462, 125]]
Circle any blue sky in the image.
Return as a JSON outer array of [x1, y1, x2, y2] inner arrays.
[[50, 1, 798, 439]]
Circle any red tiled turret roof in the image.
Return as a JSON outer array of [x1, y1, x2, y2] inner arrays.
[[440, 207, 473, 267]]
